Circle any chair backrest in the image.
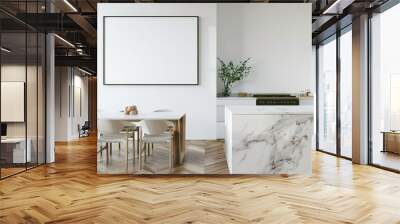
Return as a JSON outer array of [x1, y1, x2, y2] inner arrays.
[[82, 121, 90, 129], [121, 120, 136, 127], [153, 109, 172, 112], [98, 119, 125, 136], [153, 109, 175, 131], [140, 120, 170, 135]]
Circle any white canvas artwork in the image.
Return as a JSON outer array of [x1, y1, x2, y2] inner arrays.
[[1, 82, 25, 122], [103, 16, 199, 85]]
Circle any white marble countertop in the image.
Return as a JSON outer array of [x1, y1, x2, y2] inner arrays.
[[226, 105, 314, 115], [99, 111, 185, 120]]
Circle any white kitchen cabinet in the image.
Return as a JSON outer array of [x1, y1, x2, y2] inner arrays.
[[216, 96, 314, 139]]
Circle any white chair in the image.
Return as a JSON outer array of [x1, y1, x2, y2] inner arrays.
[[120, 121, 140, 165], [98, 133, 125, 166], [139, 119, 175, 173], [97, 120, 126, 167], [147, 109, 174, 153]]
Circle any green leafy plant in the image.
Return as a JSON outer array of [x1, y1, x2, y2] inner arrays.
[[218, 58, 252, 97]]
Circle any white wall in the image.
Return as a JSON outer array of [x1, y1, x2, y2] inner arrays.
[[55, 67, 69, 141], [97, 3, 217, 140], [77, 75, 89, 121], [217, 4, 312, 95], [55, 67, 89, 141]]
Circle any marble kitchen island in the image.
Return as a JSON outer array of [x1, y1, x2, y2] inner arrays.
[[225, 105, 314, 175]]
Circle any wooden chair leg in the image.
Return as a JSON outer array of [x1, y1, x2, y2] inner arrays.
[[106, 143, 109, 166], [132, 133, 136, 164], [138, 141, 142, 171], [110, 143, 113, 156], [140, 142, 146, 170], [144, 143, 148, 161], [126, 140, 129, 172], [143, 143, 146, 159], [136, 130, 140, 158]]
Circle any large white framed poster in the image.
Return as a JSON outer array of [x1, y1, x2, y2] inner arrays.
[[1, 82, 25, 122], [103, 16, 199, 85]]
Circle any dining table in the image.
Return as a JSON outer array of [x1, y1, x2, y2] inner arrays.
[[99, 111, 186, 171]]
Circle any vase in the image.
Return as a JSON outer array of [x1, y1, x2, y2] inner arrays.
[[223, 85, 231, 97]]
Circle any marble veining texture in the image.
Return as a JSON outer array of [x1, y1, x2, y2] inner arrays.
[[232, 114, 313, 174]]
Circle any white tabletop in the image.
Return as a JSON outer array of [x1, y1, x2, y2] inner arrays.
[[99, 111, 185, 121]]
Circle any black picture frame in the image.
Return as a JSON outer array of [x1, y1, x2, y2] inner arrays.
[[102, 16, 200, 86]]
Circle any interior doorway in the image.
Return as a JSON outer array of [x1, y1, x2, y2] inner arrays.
[[54, 67, 96, 144]]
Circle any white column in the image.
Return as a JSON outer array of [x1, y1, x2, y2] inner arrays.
[[46, 32, 55, 163], [352, 14, 369, 164]]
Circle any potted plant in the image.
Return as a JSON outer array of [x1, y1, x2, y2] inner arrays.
[[218, 58, 252, 97]]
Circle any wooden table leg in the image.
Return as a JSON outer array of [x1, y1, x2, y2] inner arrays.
[[177, 115, 186, 165], [106, 143, 109, 166], [172, 121, 178, 167], [172, 115, 186, 166]]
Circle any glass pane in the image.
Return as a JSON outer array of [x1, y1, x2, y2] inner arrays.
[[27, 31, 38, 169], [38, 33, 45, 165], [340, 30, 352, 158], [1, 32, 27, 177], [371, 4, 400, 171], [318, 37, 337, 154]]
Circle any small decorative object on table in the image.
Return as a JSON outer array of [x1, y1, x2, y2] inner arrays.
[[124, 105, 138, 115], [238, 92, 250, 97], [304, 89, 312, 97], [218, 58, 252, 97]]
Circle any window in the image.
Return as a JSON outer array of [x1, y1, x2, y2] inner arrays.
[[390, 74, 400, 130], [340, 29, 352, 158], [318, 37, 337, 155], [317, 26, 353, 159], [370, 3, 400, 171]]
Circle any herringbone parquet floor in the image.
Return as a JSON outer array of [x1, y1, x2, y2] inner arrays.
[[1, 136, 400, 223]]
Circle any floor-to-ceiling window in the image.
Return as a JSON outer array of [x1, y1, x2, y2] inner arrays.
[[339, 28, 352, 158], [370, 2, 400, 171], [317, 26, 353, 159], [0, 1, 46, 179], [317, 36, 337, 155]]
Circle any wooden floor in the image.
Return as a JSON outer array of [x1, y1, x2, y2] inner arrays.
[[1, 136, 400, 223]]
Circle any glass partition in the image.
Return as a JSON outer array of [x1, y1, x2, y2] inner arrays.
[[1, 31, 28, 177], [37, 32, 45, 165], [0, 2, 46, 179], [27, 31, 38, 169]]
